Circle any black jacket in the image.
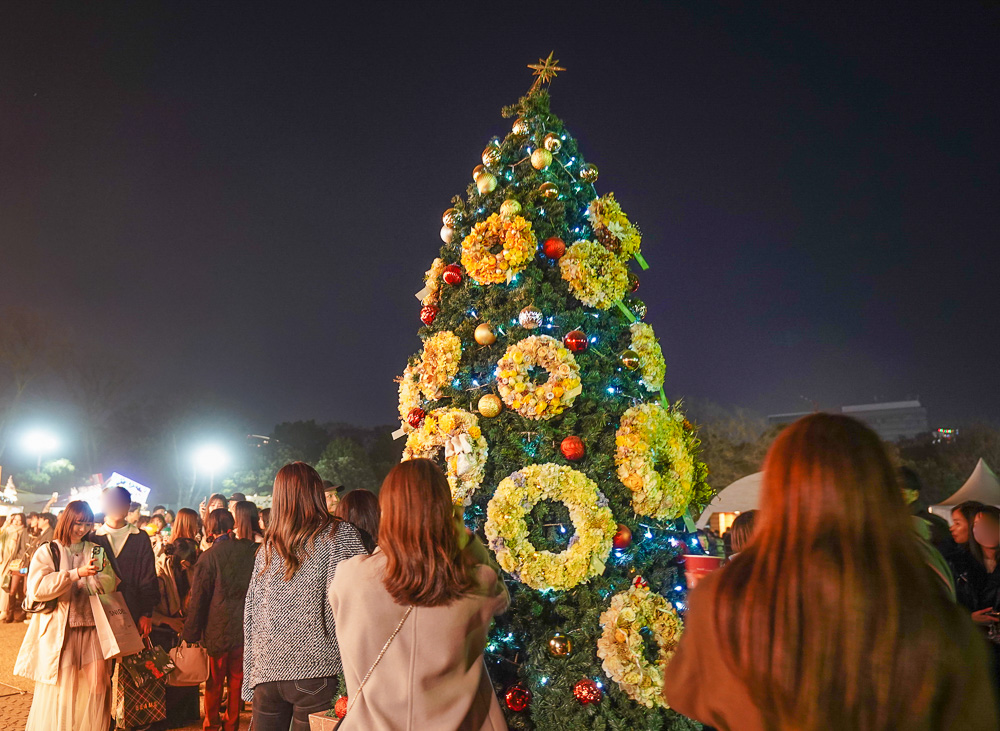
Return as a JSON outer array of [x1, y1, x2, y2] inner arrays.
[[182, 535, 258, 657], [90, 527, 160, 624]]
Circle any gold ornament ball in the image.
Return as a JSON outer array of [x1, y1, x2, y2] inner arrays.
[[579, 163, 599, 183], [621, 349, 640, 371], [472, 164, 486, 181], [512, 117, 531, 136], [538, 182, 559, 199], [476, 172, 498, 195], [442, 208, 459, 227], [518, 306, 543, 329], [531, 148, 553, 170], [500, 199, 522, 218], [482, 145, 502, 169], [543, 133, 562, 153], [548, 633, 573, 657], [440, 226, 455, 244], [474, 323, 497, 345], [478, 394, 502, 418]]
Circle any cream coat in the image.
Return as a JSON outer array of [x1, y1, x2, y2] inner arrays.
[[329, 549, 510, 731], [14, 540, 116, 684]]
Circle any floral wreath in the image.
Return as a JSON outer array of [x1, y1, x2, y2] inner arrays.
[[402, 408, 488, 506], [597, 582, 683, 709], [418, 257, 446, 306], [615, 403, 696, 520], [629, 322, 666, 392], [396, 331, 462, 428], [559, 240, 630, 310], [495, 335, 582, 420], [485, 464, 616, 591], [587, 193, 642, 261], [460, 213, 536, 285]]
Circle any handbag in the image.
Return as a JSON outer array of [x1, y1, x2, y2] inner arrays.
[[338, 605, 413, 728], [21, 542, 60, 615], [168, 641, 209, 686], [1, 570, 10, 593]]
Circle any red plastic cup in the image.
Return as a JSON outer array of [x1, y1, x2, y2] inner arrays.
[[682, 554, 725, 590]]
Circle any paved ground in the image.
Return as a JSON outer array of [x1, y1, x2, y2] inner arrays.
[[0, 622, 252, 731], [0, 622, 32, 731]]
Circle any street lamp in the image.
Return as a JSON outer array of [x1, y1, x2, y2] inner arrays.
[[22, 429, 58, 471], [193, 445, 229, 492]]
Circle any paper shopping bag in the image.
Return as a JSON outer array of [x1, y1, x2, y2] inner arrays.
[[90, 592, 144, 659], [113, 661, 167, 727]]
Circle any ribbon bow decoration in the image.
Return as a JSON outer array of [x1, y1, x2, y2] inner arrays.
[[444, 433, 474, 477]]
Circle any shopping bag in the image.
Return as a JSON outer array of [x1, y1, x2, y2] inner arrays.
[[168, 641, 209, 686], [113, 661, 167, 727], [120, 642, 176, 685], [90, 591, 144, 659]]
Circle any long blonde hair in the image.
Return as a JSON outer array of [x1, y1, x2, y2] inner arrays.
[[262, 462, 336, 581], [715, 414, 950, 730]]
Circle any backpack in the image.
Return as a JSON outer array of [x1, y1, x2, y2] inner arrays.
[[21, 542, 61, 615]]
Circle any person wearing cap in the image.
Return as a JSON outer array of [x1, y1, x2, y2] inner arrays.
[[323, 481, 344, 514]]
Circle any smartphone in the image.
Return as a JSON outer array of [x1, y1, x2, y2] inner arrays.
[[90, 545, 103, 568]]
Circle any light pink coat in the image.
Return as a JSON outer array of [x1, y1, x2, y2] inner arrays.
[[329, 550, 509, 731]]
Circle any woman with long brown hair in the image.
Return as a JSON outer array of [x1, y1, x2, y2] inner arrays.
[[169, 507, 201, 543], [335, 488, 380, 553], [242, 462, 367, 730], [663, 413, 997, 729], [233, 500, 263, 543], [329, 459, 509, 730]]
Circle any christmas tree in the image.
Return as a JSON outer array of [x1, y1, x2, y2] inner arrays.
[[396, 55, 713, 730]]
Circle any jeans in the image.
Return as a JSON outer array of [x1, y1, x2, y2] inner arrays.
[[205, 648, 244, 731], [249, 675, 337, 731]]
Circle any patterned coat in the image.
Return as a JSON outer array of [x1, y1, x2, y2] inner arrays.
[[241, 520, 366, 701]]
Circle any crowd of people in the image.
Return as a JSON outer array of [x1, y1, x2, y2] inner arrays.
[[1, 412, 998, 730]]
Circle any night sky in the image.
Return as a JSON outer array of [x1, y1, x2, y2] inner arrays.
[[2, 1, 998, 433]]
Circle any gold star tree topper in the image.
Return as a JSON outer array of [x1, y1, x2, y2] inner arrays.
[[527, 52, 565, 92]]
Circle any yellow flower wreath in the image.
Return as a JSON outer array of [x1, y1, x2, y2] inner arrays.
[[597, 583, 683, 708], [484, 464, 616, 591], [615, 403, 696, 520]]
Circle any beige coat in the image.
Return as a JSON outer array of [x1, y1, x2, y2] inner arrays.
[[663, 568, 1000, 730], [14, 540, 117, 684], [329, 549, 510, 731]]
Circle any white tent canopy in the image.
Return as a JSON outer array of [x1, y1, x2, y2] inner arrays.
[[929, 458, 1000, 519], [697, 472, 763, 528]]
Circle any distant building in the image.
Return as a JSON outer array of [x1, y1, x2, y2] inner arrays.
[[768, 400, 929, 442]]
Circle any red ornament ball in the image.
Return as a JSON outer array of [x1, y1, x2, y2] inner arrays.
[[560, 436, 585, 462], [420, 305, 438, 325], [334, 696, 348, 718], [504, 684, 532, 713], [633, 575, 649, 589], [543, 236, 566, 259], [407, 408, 426, 429], [573, 678, 602, 705], [563, 329, 588, 353], [442, 264, 463, 285], [613, 524, 632, 550], [628, 271, 640, 293]]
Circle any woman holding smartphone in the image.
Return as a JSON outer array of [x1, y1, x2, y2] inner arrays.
[[14, 500, 118, 731]]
